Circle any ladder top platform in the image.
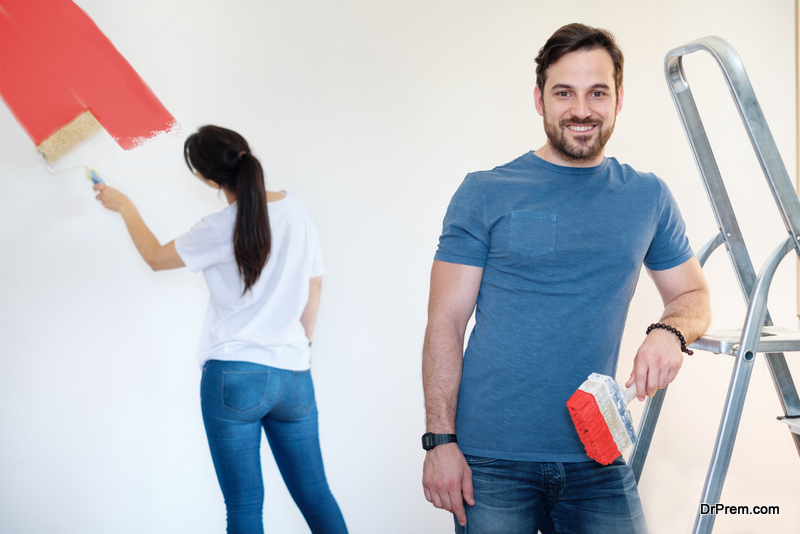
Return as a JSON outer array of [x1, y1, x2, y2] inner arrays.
[[690, 326, 800, 356], [777, 416, 800, 435]]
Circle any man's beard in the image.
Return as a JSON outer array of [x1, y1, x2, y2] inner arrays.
[[543, 113, 615, 163]]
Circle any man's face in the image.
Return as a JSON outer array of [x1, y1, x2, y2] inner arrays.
[[534, 47, 623, 166]]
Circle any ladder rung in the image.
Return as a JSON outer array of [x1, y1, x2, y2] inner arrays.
[[690, 326, 800, 355]]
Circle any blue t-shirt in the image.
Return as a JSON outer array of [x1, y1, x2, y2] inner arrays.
[[435, 151, 694, 462]]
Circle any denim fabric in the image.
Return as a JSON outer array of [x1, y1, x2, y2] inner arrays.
[[201, 360, 347, 534], [455, 455, 647, 534]]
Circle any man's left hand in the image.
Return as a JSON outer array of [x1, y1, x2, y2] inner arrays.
[[626, 327, 683, 401]]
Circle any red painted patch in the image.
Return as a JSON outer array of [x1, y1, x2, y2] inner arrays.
[[566, 389, 621, 465], [0, 0, 177, 149]]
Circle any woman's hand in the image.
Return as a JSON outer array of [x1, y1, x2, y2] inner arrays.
[[93, 183, 132, 213]]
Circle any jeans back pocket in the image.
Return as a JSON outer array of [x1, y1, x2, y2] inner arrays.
[[293, 370, 317, 411], [508, 211, 556, 259], [221, 370, 270, 412]]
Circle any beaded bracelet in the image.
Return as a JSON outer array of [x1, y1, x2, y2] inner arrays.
[[646, 322, 693, 355]]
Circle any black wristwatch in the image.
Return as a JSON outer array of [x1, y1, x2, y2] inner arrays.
[[421, 432, 458, 450]]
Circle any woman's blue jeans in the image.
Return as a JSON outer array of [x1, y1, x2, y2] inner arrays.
[[201, 360, 347, 534]]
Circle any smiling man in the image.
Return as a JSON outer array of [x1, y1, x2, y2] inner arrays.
[[537, 45, 620, 166], [421, 23, 710, 533]]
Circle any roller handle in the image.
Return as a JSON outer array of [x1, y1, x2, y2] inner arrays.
[[86, 167, 105, 185]]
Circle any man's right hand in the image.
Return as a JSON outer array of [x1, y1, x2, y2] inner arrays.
[[422, 442, 475, 526]]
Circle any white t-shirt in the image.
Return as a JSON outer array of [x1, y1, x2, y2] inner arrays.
[[175, 192, 324, 369]]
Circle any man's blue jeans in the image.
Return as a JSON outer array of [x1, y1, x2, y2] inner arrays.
[[201, 360, 347, 534], [455, 455, 647, 534]]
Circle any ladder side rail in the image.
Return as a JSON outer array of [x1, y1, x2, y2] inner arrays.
[[669, 37, 800, 249], [693, 236, 797, 534], [665, 52, 760, 305], [629, 387, 666, 483], [665, 48, 786, 333], [695, 232, 726, 267], [629, 232, 725, 484], [755, 239, 800, 431], [738, 238, 797, 353]]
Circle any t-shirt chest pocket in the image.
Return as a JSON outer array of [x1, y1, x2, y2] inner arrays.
[[508, 211, 557, 258]]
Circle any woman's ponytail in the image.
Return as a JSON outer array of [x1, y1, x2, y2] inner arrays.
[[184, 125, 271, 294], [233, 152, 271, 293]]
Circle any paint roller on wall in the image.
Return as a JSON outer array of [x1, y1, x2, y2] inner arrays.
[[0, 0, 178, 178]]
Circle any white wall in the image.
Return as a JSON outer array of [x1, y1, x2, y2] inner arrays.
[[1, 1, 797, 532]]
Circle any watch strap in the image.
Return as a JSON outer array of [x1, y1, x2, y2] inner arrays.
[[421, 433, 458, 450]]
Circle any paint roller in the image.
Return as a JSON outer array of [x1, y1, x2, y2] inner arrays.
[[38, 131, 107, 190], [0, 0, 178, 173], [36, 110, 103, 165]]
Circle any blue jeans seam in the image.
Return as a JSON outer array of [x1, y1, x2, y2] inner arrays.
[[276, 369, 284, 411]]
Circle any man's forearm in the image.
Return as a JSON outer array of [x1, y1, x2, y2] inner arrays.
[[658, 286, 711, 344], [422, 260, 482, 433], [422, 320, 465, 433]]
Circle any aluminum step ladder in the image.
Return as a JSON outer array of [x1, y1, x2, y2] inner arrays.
[[626, 36, 800, 534]]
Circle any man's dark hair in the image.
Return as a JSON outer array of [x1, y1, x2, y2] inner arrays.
[[534, 23, 624, 95]]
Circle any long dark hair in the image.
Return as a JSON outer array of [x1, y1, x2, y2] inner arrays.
[[183, 125, 271, 294]]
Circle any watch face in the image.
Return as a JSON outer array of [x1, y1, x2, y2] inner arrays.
[[422, 433, 434, 450]]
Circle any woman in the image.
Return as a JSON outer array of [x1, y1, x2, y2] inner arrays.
[[94, 125, 347, 534]]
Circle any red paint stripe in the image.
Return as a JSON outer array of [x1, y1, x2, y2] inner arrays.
[[0, 0, 177, 149], [566, 389, 621, 465]]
